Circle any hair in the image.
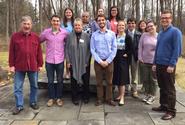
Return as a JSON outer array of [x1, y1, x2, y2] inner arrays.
[[138, 20, 147, 33], [50, 15, 60, 20], [74, 18, 83, 25], [97, 14, 106, 20], [109, 6, 121, 21], [21, 15, 32, 23], [147, 20, 157, 26], [127, 17, 136, 24], [63, 8, 74, 27], [161, 9, 172, 15], [82, 11, 90, 17]]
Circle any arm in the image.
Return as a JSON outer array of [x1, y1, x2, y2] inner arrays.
[[37, 39, 43, 71], [90, 33, 102, 63], [106, 33, 117, 63], [85, 34, 91, 66], [138, 34, 144, 62], [8, 34, 15, 72]]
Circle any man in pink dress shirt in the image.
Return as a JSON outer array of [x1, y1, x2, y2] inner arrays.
[[40, 15, 68, 107]]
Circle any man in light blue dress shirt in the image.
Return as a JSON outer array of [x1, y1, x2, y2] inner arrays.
[[90, 14, 117, 106]]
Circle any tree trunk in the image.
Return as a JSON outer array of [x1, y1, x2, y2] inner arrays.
[[39, 0, 43, 32], [160, 0, 164, 12], [6, 0, 9, 42], [136, 0, 140, 22], [50, 0, 56, 14]]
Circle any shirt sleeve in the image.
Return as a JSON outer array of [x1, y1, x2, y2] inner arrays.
[[39, 30, 47, 43], [106, 33, 117, 63], [90, 33, 102, 63], [169, 29, 182, 66], [8, 34, 15, 67], [37, 37, 43, 67], [138, 33, 144, 61]]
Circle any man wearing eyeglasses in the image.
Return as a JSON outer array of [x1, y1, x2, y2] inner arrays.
[[152, 10, 182, 120]]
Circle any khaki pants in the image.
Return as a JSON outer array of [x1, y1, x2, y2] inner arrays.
[[94, 61, 113, 101]]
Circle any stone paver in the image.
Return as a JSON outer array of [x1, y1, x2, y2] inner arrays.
[[39, 120, 67, 125], [11, 120, 39, 125], [1, 67, 185, 125]]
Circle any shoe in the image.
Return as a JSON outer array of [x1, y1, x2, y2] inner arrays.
[[152, 106, 167, 112], [95, 100, 103, 106], [72, 100, 79, 105], [132, 91, 139, 98], [30, 103, 39, 110], [47, 99, 54, 107], [161, 112, 175, 120], [12, 107, 23, 115], [118, 96, 124, 106], [107, 100, 116, 106], [56, 99, 63, 107], [114, 98, 120, 102], [142, 95, 150, 102], [146, 96, 155, 105]]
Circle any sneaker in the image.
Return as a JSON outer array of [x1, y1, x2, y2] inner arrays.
[[142, 95, 150, 102], [30, 103, 39, 110], [146, 96, 155, 105], [47, 99, 54, 107], [56, 99, 63, 107], [12, 107, 23, 115]]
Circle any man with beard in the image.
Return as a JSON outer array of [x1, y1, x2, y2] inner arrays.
[[91, 14, 117, 106]]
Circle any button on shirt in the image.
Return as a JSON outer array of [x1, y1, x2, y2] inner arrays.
[[9, 32, 43, 71], [90, 29, 117, 63], [40, 28, 68, 64]]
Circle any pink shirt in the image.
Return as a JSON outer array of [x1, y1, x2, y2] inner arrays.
[[110, 19, 118, 34], [138, 32, 157, 64], [40, 28, 68, 64]]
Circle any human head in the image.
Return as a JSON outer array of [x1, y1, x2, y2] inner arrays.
[[138, 20, 147, 33], [63, 8, 74, 27], [117, 20, 126, 33], [109, 6, 120, 21], [146, 20, 157, 34], [50, 15, 61, 30], [97, 8, 104, 15], [74, 18, 83, 33], [20, 15, 33, 34], [82, 11, 90, 24], [127, 17, 136, 31], [160, 9, 172, 28], [97, 14, 106, 29]]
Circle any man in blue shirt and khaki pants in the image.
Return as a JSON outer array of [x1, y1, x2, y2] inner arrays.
[[152, 10, 182, 120], [91, 14, 117, 106]]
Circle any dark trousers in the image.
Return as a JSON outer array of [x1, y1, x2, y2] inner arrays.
[[94, 61, 113, 101], [70, 67, 89, 101], [156, 64, 176, 114], [45, 62, 64, 99]]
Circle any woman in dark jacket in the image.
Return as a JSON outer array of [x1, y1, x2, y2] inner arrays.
[[113, 20, 132, 106]]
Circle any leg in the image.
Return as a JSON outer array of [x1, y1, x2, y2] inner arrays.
[[55, 62, 64, 99], [130, 56, 138, 93], [27, 71, 38, 105], [45, 62, 55, 99], [14, 71, 26, 108], [94, 61, 104, 101], [82, 70, 89, 103]]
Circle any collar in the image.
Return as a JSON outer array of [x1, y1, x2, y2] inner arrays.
[[128, 29, 135, 34], [98, 29, 108, 33], [162, 24, 172, 32], [20, 31, 32, 36]]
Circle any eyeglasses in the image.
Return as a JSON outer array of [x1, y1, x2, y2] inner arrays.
[[161, 17, 171, 20]]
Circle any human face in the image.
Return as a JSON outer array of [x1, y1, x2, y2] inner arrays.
[[51, 17, 60, 30], [74, 21, 83, 33], [160, 13, 172, 28], [127, 21, 136, 31], [111, 7, 118, 17], [20, 20, 32, 33], [139, 21, 146, 32], [97, 17, 106, 29], [117, 21, 125, 33], [65, 9, 73, 20], [98, 9, 104, 15], [147, 22, 156, 34], [82, 13, 90, 24]]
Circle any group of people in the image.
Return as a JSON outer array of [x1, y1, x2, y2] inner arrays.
[[8, 6, 182, 121]]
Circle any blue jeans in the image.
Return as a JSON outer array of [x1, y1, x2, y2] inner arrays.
[[14, 71, 38, 108], [46, 62, 64, 99]]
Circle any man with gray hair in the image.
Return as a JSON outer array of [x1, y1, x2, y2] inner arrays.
[[9, 15, 43, 115]]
